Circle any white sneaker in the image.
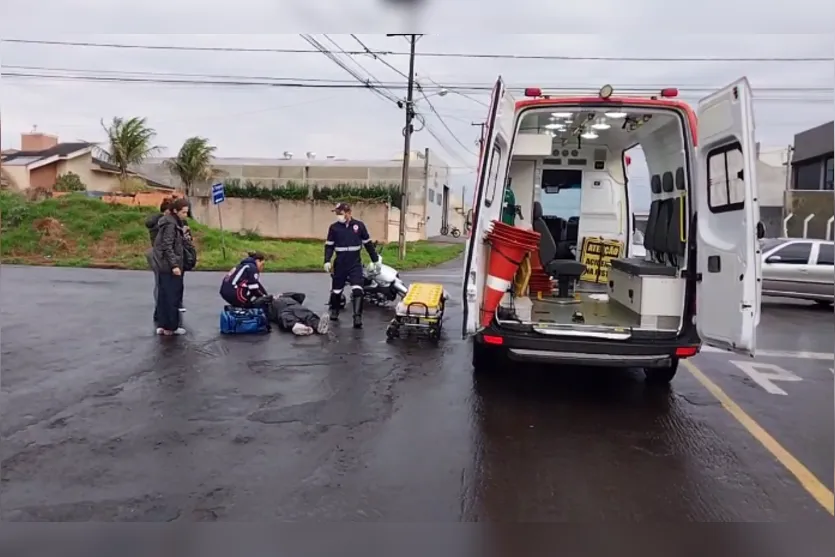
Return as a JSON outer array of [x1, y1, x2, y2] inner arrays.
[[173, 327, 187, 335], [179, 307, 187, 313], [155, 327, 165, 335], [291, 323, 314, 336], [316, 315, 330, 335]]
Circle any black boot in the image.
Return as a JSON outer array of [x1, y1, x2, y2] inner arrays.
[[351, 294, 364, 329], [328, 292, 342, 321]]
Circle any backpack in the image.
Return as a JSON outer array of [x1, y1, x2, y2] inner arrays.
[[220, 306, 270, 334], [183, 243, 197, 271]]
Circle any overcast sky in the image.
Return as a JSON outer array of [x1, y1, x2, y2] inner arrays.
[[1, 12, 833, 208]]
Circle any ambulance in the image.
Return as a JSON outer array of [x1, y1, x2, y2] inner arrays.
[[462, 78, 763, 384]]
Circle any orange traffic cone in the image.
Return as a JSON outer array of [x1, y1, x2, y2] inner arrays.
[[480, 236, 535, 327]]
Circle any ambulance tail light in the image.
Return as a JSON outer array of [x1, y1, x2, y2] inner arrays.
[[482, 335, 504, 346], [524, 88, 542, 98], [675, 346, 698, 358], [660, 88, 679, 98]]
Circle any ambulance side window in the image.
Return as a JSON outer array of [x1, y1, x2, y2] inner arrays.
[[706, 141, 745, 213], [485, 144, 502, 206]]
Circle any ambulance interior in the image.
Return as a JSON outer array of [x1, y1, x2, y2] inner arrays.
[[496, 106, 690, 335]]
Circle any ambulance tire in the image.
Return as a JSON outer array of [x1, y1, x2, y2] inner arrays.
[[643, 359, 679, 386], [472, 340, 506, 374]]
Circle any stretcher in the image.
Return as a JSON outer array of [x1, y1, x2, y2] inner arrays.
[[386, 282, 448, 341]]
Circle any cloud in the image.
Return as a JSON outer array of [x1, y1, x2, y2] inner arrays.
[[1, 27, 833, 206]]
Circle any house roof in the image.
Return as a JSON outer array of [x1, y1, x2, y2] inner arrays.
[[1, 142, 95, 168], [91, 157, 174, 190]]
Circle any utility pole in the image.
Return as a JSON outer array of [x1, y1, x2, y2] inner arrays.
[[388, 34, 419, 261], [471, 122, 486, 149]]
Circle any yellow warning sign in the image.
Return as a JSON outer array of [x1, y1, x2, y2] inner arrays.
[[579, 237, 624, 283]]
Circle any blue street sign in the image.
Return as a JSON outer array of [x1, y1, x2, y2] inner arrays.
[[211, 183, 225, 205]]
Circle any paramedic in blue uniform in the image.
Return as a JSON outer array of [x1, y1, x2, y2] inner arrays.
[[220, 252, 270, 308], [324, 202, 381, 328]]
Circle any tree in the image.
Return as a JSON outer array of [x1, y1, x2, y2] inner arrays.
[[163, 136, 219, 196], [101, 117, 161, 180], [54, 172, 86, 192]]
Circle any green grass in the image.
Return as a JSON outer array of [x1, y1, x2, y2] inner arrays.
[[0, 192, 464, 272]]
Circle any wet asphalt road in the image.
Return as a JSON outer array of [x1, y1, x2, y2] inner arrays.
[[1, 263, 832, 527]]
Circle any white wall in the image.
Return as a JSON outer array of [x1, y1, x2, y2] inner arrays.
[[508, 159, 536, 231]]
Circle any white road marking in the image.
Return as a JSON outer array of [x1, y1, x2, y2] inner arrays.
[[400, 273, 459, 279], [730, 361, 802, 396], [702, 345, 834, 361]]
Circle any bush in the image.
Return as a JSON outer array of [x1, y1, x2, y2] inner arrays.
[[117, 177, 152, 194], [54, 172, 87, 192], [222, 179, 401, 208]]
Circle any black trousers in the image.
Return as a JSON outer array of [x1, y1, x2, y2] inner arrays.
[[152, 271, 160, 324], [156, 272, 184, 331]]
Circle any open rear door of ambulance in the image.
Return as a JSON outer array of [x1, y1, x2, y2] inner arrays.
[[462, 76, 516, 338], [695, 77, 762, 356]]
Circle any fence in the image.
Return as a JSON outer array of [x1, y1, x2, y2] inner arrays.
[[782, 190, 835, 240], [190, 196, 390, 241]]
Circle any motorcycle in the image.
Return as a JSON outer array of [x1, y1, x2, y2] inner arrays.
[[336, 259, 410, 309], [439, 224, 462, 238]]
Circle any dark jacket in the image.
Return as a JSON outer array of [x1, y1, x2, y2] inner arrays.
[[145, 213, 164, 246], [324, 218, 379, 266], [267, 293, 321, 331], [152, 214, 185, 273]]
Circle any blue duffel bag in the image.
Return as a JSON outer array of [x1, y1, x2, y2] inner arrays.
[[220, 306, 271, 334]]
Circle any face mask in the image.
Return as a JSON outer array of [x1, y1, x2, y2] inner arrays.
[[336, 215, 346, 223]]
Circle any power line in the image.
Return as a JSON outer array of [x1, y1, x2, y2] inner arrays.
[[319, 34, 402, 104], [2, 70, 832, 102], [349, 34, 410, 80], [416, 87, 478, 156], [298, 34, 401, 105], [3, 38, 832, 62], [2, 65, 831, 94]]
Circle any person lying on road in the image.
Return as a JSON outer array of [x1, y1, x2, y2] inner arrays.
[[260, 292, 330, 336]]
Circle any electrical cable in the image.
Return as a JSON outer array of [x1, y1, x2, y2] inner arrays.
[[3, 70, 831, 103], [4, 38, 832, 62]]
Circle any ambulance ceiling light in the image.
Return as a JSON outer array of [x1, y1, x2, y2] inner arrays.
[[605, 111, 627, 119], [581, 131, 599, 139], [591, 119, 611, 130], [551, 112, 573, 118], [545, 123, 566, 130]]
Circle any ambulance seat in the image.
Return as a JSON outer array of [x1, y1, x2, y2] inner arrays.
[[610, 173, 676, 278]]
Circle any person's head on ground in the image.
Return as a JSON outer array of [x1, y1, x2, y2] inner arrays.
[[159, 198, 172, 214], [333, 202, 352, 223], [248, 251, 267, 272], [170, 198, 189, 221]]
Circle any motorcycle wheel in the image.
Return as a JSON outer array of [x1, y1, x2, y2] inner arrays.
[[450, 228, 461, 238]]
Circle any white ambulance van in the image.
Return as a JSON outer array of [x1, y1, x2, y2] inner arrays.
[[462, 79, 763, 384]]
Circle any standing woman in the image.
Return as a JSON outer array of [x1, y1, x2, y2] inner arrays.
[[153, 197, 189, 336]]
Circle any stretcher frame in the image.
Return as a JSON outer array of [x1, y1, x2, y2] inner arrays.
[[386, 283, 447, 342]]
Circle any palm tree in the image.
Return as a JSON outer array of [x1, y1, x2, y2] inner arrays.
[[164, 137, 219, 196], [101, 117, 161, 180]]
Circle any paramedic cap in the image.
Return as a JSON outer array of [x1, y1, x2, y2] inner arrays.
[[333, 202, 351, 213]]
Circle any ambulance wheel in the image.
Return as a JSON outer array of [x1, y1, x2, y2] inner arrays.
[[472, 340, 506, 374], [643, 359, 679, 385], [427, 327, 440, 342], [385, 323, 399, 341]]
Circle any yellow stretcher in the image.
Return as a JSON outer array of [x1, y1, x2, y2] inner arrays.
[[387, 282, 448, 341]]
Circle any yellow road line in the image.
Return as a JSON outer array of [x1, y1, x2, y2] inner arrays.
[[683, 359, 834, 515]]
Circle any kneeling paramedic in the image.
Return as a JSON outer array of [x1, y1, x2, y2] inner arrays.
[[220, 252, 270, 308], [324, 202, 381, 328]]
